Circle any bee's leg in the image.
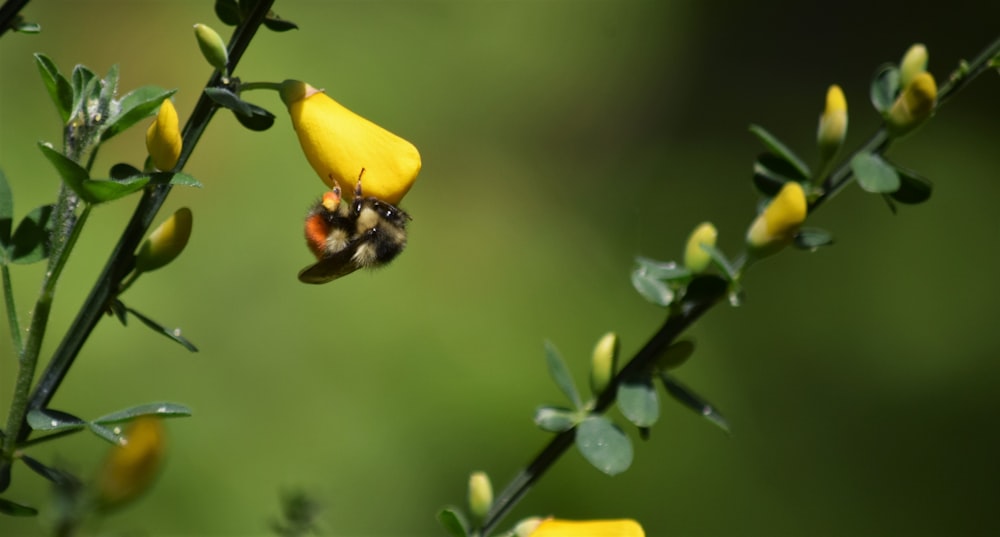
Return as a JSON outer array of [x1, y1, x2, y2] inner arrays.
[[354, 167, 366, 198]]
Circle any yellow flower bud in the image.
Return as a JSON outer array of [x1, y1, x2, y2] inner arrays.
[[281, 80, 421, 205], [526, 518, 645, 537], [95, 417, 167, 511], [514, 517, 545, 537], [886, 71, 937, 138], [816, 84, 847, 165], [194, 23, 229, 73], [135, 207, 193, 273], [145, 99, 182, 170], [683, 221, 718, 273], [899, 43, 928, 90], [590, 332, 620, 396], [746, 181, 807, 255], [467, 471, 493, 521]]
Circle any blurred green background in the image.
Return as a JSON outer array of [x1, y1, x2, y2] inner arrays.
[[2, 1, 1000, 536]]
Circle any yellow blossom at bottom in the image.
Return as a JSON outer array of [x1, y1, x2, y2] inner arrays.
[[525, 518, 645, 537], [95, 416, 167, 511]]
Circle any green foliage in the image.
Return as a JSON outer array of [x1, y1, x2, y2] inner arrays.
[[575, 416, 633, 476], [437, 507, 470, 537], [748, 124, 811, 180], [851, 151, 900, 193]]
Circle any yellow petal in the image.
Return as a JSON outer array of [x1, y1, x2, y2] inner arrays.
[[528, 518, 645, 537], [746, 181, 807, 254], [135, 207, 193, 273], [683, 221, 718, 273], [817, 84, 847, 163], [590, 332, 620, 395], [899, 43, 928, 89], [145, 99, 182, 171], [886, 71, 937, 137], [95, 416, 167, 511], [282, 80, 421, 205]]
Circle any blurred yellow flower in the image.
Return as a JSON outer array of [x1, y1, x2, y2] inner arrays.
[[590, 331, 620, 395], [886, 71, 937, 137], [145, 99, 182, 171], [468, 471, 493, 520], [817, 84, 847, 165], [683, 221, 718, 273], [746, 181, 807, 255], [899, 43, 928, 89], [95, 416, 167, 511], [281, 80, 421, 205], [134, 207, 193, 273], [524, 518, 645, 537]]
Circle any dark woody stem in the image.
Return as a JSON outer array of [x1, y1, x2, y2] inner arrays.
[[14, 0, 276, 445]]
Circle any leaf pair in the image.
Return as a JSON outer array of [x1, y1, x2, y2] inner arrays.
[[26, 403, 191, 446], [0, 170, 54, 265]]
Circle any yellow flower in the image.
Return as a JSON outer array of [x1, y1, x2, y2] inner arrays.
[[590, 332, 620, 395], [683, 221, 718, 273], [145, 99, 182, 171], [746, 181, 807, 255], [886, 71, 937, 138], [899, 43, 928, 90], [134, 207, 193, 273], [467, 471, 493, 521], [524, 518, 645, 537], [816, 84, 847, 165], [95, 417, 167, 511], [281, 80, 421, 205]]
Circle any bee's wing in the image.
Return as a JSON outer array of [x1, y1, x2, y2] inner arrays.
[[297, 248, 362, 284]]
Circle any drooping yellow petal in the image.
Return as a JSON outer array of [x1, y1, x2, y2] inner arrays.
[[135, 207, 193, 273], [281, 80, 421, 205], [527, 518, 645, 537], [746, 181, 807, 255], [95, 417, 167, 511], [145, 99, 182, 171]]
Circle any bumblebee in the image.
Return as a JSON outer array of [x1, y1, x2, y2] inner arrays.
[[299, 174, 411, 284]]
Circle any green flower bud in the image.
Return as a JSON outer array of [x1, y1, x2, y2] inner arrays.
[[683, 222, 718, 274], [816, 84, 847, 166], [899, 43, 928, 90], [589, 332, 619, 396], [746, 182, 807, 257], [193, 23, 229, 73], [135, 208, 193, 273], [95, 417, 167, 511], [886, 71, 937, 138], [467, 471, 493, 521]]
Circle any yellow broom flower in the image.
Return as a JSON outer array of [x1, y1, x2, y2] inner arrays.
[[886, 71, 937, 138], [524, 518, 645, 537], [145, 99, 182, 171], [746, 181, 807, 256], [134, 207, 193, 273], [683, 221, 718, 273], [817, 84, 847, 165], [281, 80, 421, 205], [95, 417, 167, 511]]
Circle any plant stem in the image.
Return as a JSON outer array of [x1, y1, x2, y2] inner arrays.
[[0, 0, 31, 39], [2, 264, 22, 355], [13, 0, 276, 446]]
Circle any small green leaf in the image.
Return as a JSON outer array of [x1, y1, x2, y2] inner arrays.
[[38, 142, 95, 202], [534, 406, 579, 433], [697, 243, 737, 282], [870, 63, 900, 114], [575, 416, 633, 476], [69, 64, 98, 121], [890, 167, 932, 205], [545, 341, 581, 409], [0, 496, 38, 517], [232, 102, 276, 131], [26, 408, 86, 432], [634, 256, 691, 282], [109, 163, 142, 180], [656, 340, 695, 371], [752, 153, 805, 196], [617, 372, 659, 428], [793, 228, 835, 250], [14, 21, 41, 34], [97, 64, 120, 123], [34, 54, 72, 123], [659, 372, 730, 434], [92, 402, 192, 425], [81, 176, 150, 203], [204, 87, 252, 116], [215, 0, 242, 25], [20, 456, 79, 488], [150, 171, 202, 188], [10, 204, 54, 264], [87, 422, 125, 445], [851, 152, 900, 193], [748, 124, 811, 180], [101, 86, 176, 142], [263, 11, 299, 32], [437, 507, 470, 537], [0, 169, 13, 249], [123, 305, 199, 352], [630, 270, 674, 307]]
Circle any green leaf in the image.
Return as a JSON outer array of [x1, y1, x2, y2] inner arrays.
[[26, 408, 86, 432], [80, 176, 150, 203], [0, 169, 13, 250], [69, 64, 98, 121], [575, 416, 633, 476], [630, 270, 674, 307], [437, 507, 469, 537], [14, 21, 41, 34], [263, 11, 299, 32], [232, 102, 276, 131], [748, 124, 810, 180], [890, 166, 933, 205], [38, 142, 95, 202], [659, 372, 730, 434], [752, 153, 805, 196], [0, 496, 38, 517], [870, 63, 900, 114], [634, 256, 691, 282], [204, 87, 252, 116], [109, 163, 142, 179], [100, 86, 175, 142], [793, 227, 835, 250], [123, 305, 199, 352], [20, 455, 79, 488], [215, 0, 242, 25], [9, 204, 54, 264], [97, 64, 120, 123], [617, 372, 659, 428], [151, 171, 202, 188], [34, 54, 73, 123], [544, 341, 581, 409], [87, 422, 125, 445], [92, 402, 192, 425], [851, 152, 900, 193], [697, 243, 737, 282], [534, 405, 579, 433], [656, 340, 695, 370]]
